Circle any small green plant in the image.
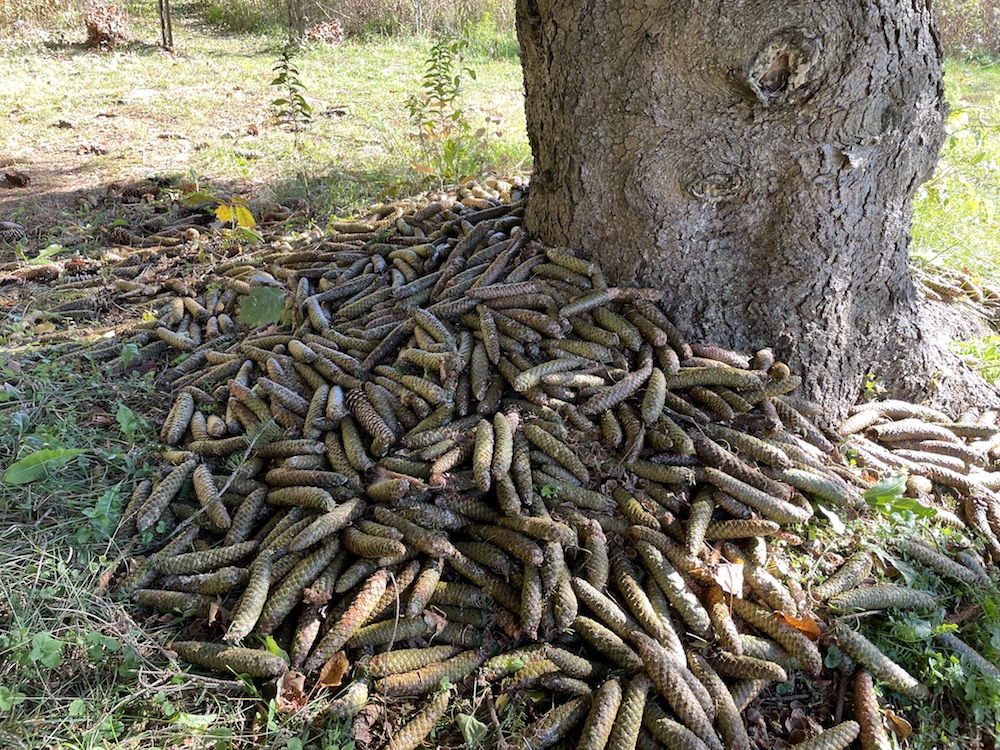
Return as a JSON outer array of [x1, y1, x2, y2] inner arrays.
[[407, 35, 489, 184], [861, 371, 886, 401], [270, 42, 314, 204], [115, 403, 147, 443], [271, 44, 313, 134], [79, 486, 123, 544], [28, 631, 64, 669], [0, 686, 27, 713], [863, 474, 937, 522]]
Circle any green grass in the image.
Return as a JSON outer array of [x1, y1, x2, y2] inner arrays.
[[0, 355, 160, 749], [911, 58, 1000, 386], [0, 353, 304, 748], [911, 59, 1000, 280], [0, 29, 527, 231]]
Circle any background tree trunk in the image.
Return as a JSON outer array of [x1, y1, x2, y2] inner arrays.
[[158, 0, 173, 50], [515, 0, 986, 418]]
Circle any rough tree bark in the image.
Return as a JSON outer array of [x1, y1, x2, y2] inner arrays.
[[516, 0, 997, 419]]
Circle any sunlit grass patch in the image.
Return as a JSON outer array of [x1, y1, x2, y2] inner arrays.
[[912, 59, 1000, 281], [951, 334, 1000, 384]]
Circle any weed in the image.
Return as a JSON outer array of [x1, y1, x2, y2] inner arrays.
[[863, 474, 938, 522], [861, 371, 887, 401], [271, 42, 315, 204], [407, 34, 493, 184], [271, 43, 313, 135], [852, 531, 1000, 746]]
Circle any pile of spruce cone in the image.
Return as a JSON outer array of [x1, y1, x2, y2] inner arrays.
[[101, 181, 1000, 750]]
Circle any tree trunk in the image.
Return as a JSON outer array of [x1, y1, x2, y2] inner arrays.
[[516, 0, 989, 418], [287, 0, 306, 40], [158, 0, 173, 50]]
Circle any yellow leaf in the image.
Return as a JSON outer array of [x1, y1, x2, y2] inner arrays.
[[33, 321, 56, 334], [215, 204, 235, 224], [233, 205, 256, 228]]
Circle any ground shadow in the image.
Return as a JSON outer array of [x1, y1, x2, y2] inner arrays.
[[41, 37, 167, 58]]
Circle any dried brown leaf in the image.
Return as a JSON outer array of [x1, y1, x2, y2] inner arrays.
[[276, 670, 308, 713], [885, 709, 912, 740], [423, 609, 449, 634], [692, 561, 745, 597], [778, 611, 823, 640], [207, 600, 228, 627], [302, 585, 332, 606], [318, 651, 350, 688]]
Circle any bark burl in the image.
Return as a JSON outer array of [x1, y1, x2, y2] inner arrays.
[[516, 0, 995, 418]]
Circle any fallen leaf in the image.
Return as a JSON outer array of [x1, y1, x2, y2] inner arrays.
[[714, 562, 745, 596], [693, 561, 745, 597], [350, 702, 380, 745], [276, 670, 308, 712], [77, 142, 108, 155], [775, 531, 802, 546], [423, 609, 449, 634], [318, 651, 349, 688], [784, 706, 809, 737], [95, 565, 116, 595], [207, 600, 230, 628], [886, 709, 912, 739], [4, 169, 30, 187], [778, 611, 823, 640]]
